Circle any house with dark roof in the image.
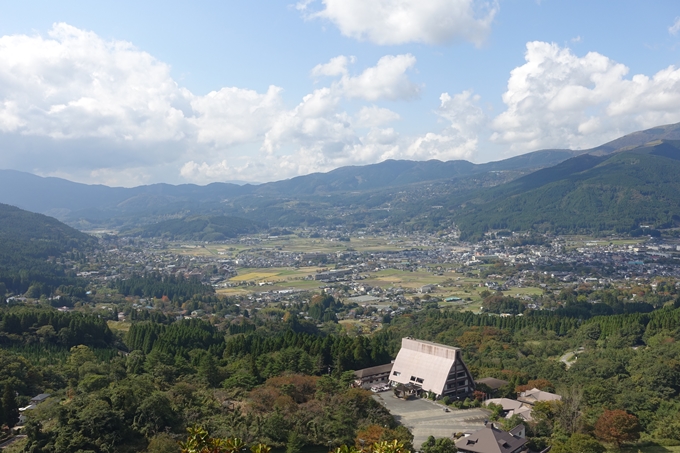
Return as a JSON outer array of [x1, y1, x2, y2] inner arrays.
[[353, 363, 393, 388], [455, 423, 527, 453]]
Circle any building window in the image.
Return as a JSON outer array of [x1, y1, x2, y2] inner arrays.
[[393, 371, 401, 376], [416, 378, 424, 384], [410, 376, 417, 382]]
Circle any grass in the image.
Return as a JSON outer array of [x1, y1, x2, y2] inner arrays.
[[619, 445, 680, 453], [107, 320, 131, 333], [1, 437, 27, 453]]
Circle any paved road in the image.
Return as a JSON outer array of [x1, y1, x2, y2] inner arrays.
[[373, 392, 489, 450], [559, 351, 576, 369]]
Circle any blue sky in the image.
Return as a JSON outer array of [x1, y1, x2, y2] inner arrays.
[[1, 0, 679, 186]]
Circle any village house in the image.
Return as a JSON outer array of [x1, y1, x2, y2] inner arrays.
[[455, 423, 527, 453]]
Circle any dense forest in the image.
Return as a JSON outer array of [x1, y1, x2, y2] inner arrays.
[[128, 215, 262, 241], [453, 143, 680, 239], [0, 203, 94, 296], [1, 294, 679, 453]]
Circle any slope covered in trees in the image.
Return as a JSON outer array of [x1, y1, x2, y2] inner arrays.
[[128, 215, 262, 240], [454, 141, 680, 238], [0, 203, 95, 295]]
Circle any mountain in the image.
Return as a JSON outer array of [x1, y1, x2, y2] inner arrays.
[[2, 121, 680, 233], [453, 140, 680, 239], [0, 203, 96, 295]]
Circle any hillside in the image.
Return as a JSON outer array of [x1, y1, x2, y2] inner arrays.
[[0, 203, 95, 295], [128, 215, 262, 241], [454, 140, 680, 238]]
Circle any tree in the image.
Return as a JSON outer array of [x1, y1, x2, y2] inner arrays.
[[554, 387, 582, 434], [147, 433, 182, 453], [552, 434, 605, 453], [594, 409, 641, 448], [515, 379, 554, 393], [420, 436, 457, 453], [286, 431, 304, 453], [2, 385, 19, 428], [198, 354, 220, 387], [0, 391, 4, 427]]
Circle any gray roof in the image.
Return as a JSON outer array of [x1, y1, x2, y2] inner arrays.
[[390, 338, 469, 395], [30, 393, 50, 402], [455, 424, 527, 453], [354, 363, 393, 379], [517, 388, 561, 405]]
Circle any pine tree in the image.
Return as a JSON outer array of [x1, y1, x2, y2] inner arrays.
[[0, 388, 5, 427], [3, 385, 19, 428]]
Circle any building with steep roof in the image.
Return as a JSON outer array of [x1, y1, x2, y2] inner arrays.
[[389, 337, 474, 398]]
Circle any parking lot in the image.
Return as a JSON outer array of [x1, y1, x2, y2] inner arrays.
[[372, 392, 489, 450]]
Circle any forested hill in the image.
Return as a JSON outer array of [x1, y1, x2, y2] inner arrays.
[[454, 140, 680, 239], [0, 203, 95, 295], [125, 215, 262, 241]]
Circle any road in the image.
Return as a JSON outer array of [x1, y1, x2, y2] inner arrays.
[[0, 435, 26, 450], [559, 351, 575, 368]]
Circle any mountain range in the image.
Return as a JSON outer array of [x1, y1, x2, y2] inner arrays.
[[2, 121, 680, 238]]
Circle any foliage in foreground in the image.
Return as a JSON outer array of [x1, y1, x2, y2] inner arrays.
[[179, 426, 410, 453]]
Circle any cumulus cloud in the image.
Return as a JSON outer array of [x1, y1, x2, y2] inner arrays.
[[395, 90, 486, 161], [0, 23, 287, 184], [491, 41, 680, 152], [299, 0, 498, 46], [0, 24, 430, 185], [311, 55, 354, 77], [340, 54, 419, 101], [0, 23, 190, 143], [354, 106, 401, 128]]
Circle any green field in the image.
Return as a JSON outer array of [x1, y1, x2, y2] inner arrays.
[[167, 234, 428, 257]]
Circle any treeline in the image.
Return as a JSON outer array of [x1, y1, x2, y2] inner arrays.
[[0, 308, 114, 348], [110, 273, 214, 301], [127, 319, 223, 356], [127, 320, 393, 374]]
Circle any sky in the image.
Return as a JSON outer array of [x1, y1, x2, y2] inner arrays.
[[1, 1, 680, 187]]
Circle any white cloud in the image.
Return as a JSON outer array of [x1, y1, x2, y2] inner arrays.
[[354, 106, 401, 128], [311, 55, 354, 77], [396, 90, 485, 161], [0, 23, 190, 142], [302, 0, 498, 46], [189, 85, 283, 147], [340, 54, 419, 101], [0, 24, 472, 185], [670, 17, 680, 35], [0, 23, 287, 184], [491, 41, 680, 152]]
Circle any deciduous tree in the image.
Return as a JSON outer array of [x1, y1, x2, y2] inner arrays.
[[594, 409, 641, 448]]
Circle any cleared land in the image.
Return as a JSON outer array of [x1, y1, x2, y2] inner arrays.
[[372, 392, 488, 449]]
